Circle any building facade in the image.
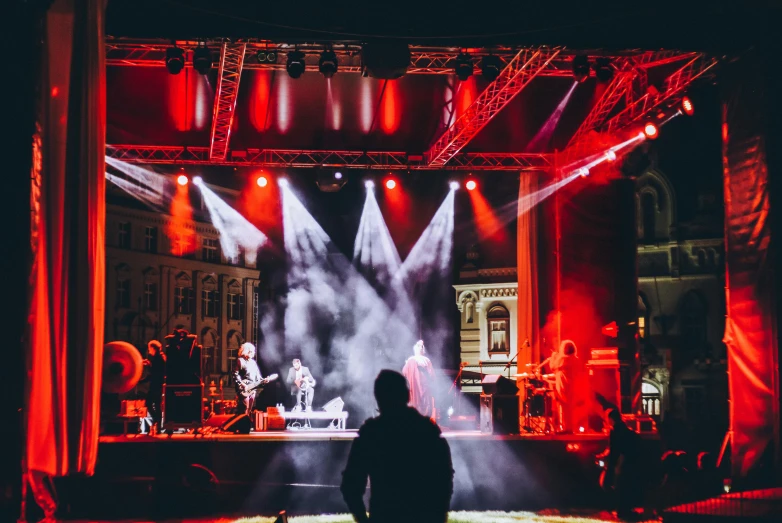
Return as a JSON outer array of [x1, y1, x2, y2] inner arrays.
[[454, 167, 727, 447], [105, 199, 261, 393]]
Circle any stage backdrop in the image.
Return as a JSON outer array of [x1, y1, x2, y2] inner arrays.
[[517, 172, 540, 375], [26, 0, 106, 510], [721, 51, 780, 482]]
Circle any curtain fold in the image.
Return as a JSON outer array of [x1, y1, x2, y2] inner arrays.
[[517, 172, 540, 376], [26, 0, 105, 486]]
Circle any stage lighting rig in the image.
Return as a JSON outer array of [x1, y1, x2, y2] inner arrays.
[[572, 55, 590, 83], [316, 169, 347, 192], [360, 41, 410, 79], [286, 50, 306, 79], [681, 96, 694, 116], [593, 57, 613, 82], [465, 179, 477, 191], [643, 122, 659, 139], [256, 175, 268, 188], [166, 46, 185, 75], [385, 179, 396, 190], [481, 55, 502, 81], [319, 48, 339, 78], [193, 45, 212, 75], [177, 174, 189, 186], [257, 48, 278, 63], [455, 53, 473, 81]]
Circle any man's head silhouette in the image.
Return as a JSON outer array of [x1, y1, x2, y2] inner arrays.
[[374, 370, 410, 413]]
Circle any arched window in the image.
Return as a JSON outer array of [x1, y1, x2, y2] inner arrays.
[[487, 304, 510, 355], [642, 381, 662, 417], [680, 290, 708, 358], [201, 328, 220, 374], [641, 191, 656, 244], [227, 330, 243, 371]]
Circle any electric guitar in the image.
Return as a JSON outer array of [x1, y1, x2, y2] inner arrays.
[[239, 373, 278, 398], [295, 376, 317, 392]]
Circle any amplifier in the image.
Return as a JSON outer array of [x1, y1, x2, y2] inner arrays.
[[164, 383, 204, 428], [590, 347, 619, 363], [479, 394, 520, 435]]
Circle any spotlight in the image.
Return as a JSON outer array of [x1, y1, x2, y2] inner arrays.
[[319, 49, 339, 78], [334, 171, 343, 180], [365, 180, 375, 189], [256, 176, 268, 188], [572, 55, 590, 83], [278, 178, 289, 187], [316, 169, 346, 192], [577, 167, 590, 178], [480, 55, 502, 82], [192, 176, 203, 185], [465, 179, 477, 191], [454, 53, 473, 81], [681, 96, 694, 116], [286, 50, 306, 79], [643, 122, 659, 139], [593, 57, 613, 82], [165, 46, 185, 75], [256, 49, 278, 63], [449, 181, 460, 191], [385, 179, 396, 190], [193, 45, 212, 75], [605, 150, 617, 162], [177, 174, 189, 186]]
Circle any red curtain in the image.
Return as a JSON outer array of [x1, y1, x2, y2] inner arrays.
[[517, 172, 540, 372], [722, 54, 780, 481], [26, 0, 105, 498]]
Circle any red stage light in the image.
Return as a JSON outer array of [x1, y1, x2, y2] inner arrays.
[[257, 176, 268, 188], [177, 174, 189, 186], [681, 96, 694, 116], [643, 122, 659, 139], [601, 321, 618, 338], [385, 179, 396, 190], [466, 179, 477, 191]]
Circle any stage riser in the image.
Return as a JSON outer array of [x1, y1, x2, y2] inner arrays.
[[55, 437, 660, 519]]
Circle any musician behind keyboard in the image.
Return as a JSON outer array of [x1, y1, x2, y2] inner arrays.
[[233, 342, 263, 415]]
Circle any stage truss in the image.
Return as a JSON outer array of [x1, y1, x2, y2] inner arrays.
[[106, 38, 718, 172]]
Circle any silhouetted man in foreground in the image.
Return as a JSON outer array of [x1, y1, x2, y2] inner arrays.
[[341, 370, 453, 523], [598, 408, 644, 520]]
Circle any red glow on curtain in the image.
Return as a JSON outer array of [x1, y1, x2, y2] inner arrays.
[[469, 187, 510, 254], [456, 76, 477, 119], [168, 69, 196, 131], [380, 80, 401, 134], [167, 184, 196, 255], [239, 171, 282, 241], [380, 181, 412, 242], [250, 71, 272, 131], [27, 0, 106, 492]]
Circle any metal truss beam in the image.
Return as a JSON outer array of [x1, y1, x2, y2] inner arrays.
[[107, 40, 694, 78], [425, 47, 561, 167], [604, 53, 719, 134], [105, 145, 551, 171], [209, 43, 246, 162], [567, 51, 707, 149]]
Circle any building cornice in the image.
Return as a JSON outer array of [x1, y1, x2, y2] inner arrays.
[[106, 246, 261, 280]]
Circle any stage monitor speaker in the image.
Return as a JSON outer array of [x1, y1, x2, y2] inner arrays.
[[322, 397, 344, 413], [220, 413, 252, 434], [164, 384, 204, 428], [204, 413, 235, 428], [587, 362, 621, 411], [479, 394, 520, 435], [481, 374, 519, 395]]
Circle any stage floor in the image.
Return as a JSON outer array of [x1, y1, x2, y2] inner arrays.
[[100, 429, 614, 443]]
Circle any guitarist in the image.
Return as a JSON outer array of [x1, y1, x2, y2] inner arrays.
[[286, 358, 315, 412], [233, 342, 264, 415]]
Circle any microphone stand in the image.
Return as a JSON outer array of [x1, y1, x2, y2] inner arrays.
[[504, 340, 529, 379]]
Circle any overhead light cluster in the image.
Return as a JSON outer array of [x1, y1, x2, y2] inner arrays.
[[256, 48, 278, 63], [165, 44, 213, 75], [453, 52, 505, 82], [571, 55, 590, 83]]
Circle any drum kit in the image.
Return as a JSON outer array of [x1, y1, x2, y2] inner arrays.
[[519, 363, 556, 433]]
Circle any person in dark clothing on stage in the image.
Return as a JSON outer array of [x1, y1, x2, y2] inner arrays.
[[341, 370, 453, 523], [143, 339, 166, 432], [598, 408, 645, 520], [233, 342, 263, 415]]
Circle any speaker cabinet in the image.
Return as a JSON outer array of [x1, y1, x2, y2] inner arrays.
[[164, 384, 204, 428], [587, 362, 621, 411], [479, 394, 520, 434], [481, 374, 519, 395]]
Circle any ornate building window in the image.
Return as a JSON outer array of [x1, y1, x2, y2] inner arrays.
[[175, 286, 194, 314], [487, 304, 510, 355], [642, 381, 662, 417], [144, 226, 158, 253], [118, 222, 131, 249], [201, 276, 219, 318], [173, 232, 194, 257], [116, 264, 131, 309], [143, 282, 158, 311], [226, 280, 244, 320], [201, 328, 220, 374], [227, 330, 243, 371], [203, 237, 220, 263]]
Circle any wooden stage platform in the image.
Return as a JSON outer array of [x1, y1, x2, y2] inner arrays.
[[53, 429, 661, 520]]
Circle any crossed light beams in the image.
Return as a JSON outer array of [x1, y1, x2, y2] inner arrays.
[[353, 187, 402, 286], [192, 178, 268, 265], [279, 182, 420, 417], [105, 156, 171, 209], [526, 81, 578, 153]]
